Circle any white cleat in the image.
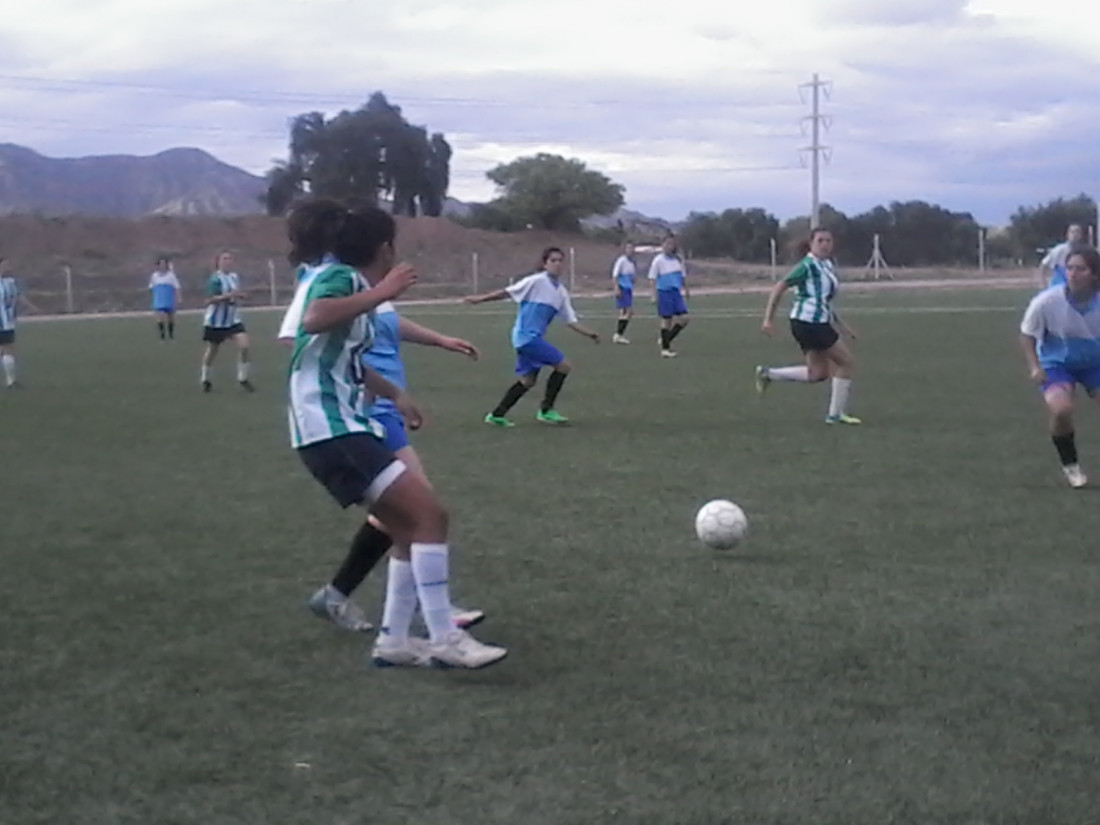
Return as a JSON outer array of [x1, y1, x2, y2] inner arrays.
[[429, 629, 508, 670], [307, 586, 374, 632], [370, 635, 433, 668], [1062, 464, 1088, 489], [612, 334, 630, 345], [660, 349, 677, 358]]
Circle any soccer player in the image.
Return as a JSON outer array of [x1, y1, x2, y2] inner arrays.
[[286, 198, 505, 668], [647, 234, 690, 358], [0, 258, 36, 389], [611, 241, 636, 344], [200, 251, 253, 393], [1020, 246, 1100, 489], [754, 228, 861, 425], [1037, 224, 1085, 290], [149, 258, 181, 340], [466, 247, 600, 427]]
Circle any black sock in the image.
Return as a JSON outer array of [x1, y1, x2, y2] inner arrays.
[[1053, 433, 1079, 466], [668, 322, 685, 343], [168, 321, 175, 339], [331, 520, 393, 597], [541, 371, 568, 412], [660, 328, 672, 350], [157, 322, 165, 339], [492, 381, 530, 417], [616, 319, 628, 335]]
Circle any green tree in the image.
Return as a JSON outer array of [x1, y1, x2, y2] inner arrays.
[[263, 92, 452, 217], [1008, 194, 1097, 260], [482, 153, 624, 232]]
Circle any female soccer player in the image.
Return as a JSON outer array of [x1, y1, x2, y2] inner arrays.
[[148, 257, 181, 340], [200, 251, 253, 393], [1036, 224, 1085, 290], [611, 241, 636, 344], [465, 247, 600, 427], [287, 198, 505, 669], [1020, 246, 1100, 488], [0, 257, 38, 389], [754, 228, 861, 424], [647, 234, 690, 358]]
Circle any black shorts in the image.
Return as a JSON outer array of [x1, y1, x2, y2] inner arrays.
[[203, 323, 246, 344], [297, 433, 408, 508], [790, 319, 839, 353], [0, 330, 13, 346]]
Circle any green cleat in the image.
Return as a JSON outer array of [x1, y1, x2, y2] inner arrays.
[[535, 409, 570, 425], [825, 413, 862, 425], [754, 365, 771, 396], [484, 413, 515, 428]]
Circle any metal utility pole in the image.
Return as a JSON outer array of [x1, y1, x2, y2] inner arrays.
[[799, 73, 832, 229]]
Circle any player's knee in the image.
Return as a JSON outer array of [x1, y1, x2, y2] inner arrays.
[[520, 374, 537, 388], [413, 496, 449, 541], [555, 360, 572, 374], [808, 365, 830, 382], [677, 316, 689, 326]]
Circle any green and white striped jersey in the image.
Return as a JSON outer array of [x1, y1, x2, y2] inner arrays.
[[287, 263, 382, 448], [204, 272, 241, 328], [784, 255, 838, 323], [0, 277, 18, 332]]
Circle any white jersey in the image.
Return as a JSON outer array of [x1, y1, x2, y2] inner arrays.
[[287, 263, 381, 448], [203, 272, 242, 328], [1021, 286, 1100, 370], [1041, 242, 1075, 270]]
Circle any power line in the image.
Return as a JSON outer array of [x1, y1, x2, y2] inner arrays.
[[798, 73, 832, 229]]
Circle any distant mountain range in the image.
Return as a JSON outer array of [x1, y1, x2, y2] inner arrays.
[[0, 143, 674, 233]]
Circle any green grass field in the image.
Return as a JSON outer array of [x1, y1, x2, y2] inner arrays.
[[3, 288, 1100, 825]]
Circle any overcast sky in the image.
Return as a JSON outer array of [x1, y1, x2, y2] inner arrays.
[[2, 0, 1097, 225]]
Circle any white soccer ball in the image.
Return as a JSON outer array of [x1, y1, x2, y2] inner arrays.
[[694, 499, 748, 550]]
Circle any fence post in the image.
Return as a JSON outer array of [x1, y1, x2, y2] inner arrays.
[[63, 265, 74, 314], [472, 252, 479, 295], [569, 247, 576, 291], [978, 228, 986, 273], [770, 238, 778, 280], [267, 259, 277, 306]]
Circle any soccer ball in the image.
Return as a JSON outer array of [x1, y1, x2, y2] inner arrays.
[[694, 499, 748, 550]]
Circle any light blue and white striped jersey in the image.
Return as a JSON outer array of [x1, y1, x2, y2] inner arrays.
[[362, 302, 405, 414], [149, 270, 180, 309], [506, 271, 579, 349], [203, 272, 241, 328], [784, 255, 839, 324], [0, 277, 18, 332], [647, 253, 685, 292], [1021, 286, 1100, 370], [611, 255, 636, 290]]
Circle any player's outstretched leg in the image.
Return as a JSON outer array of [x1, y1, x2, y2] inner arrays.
[[536, 362, 571, 424], [485, 374, 535, 427]]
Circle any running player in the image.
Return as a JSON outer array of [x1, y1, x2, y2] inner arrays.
[[1020, 246, 1100, 488], [1037, 224, 1085, 290], [288, 199, 506, 669], [200, 251, 253, 393], [611, 241, 636, 344], [754, 228, 861, 424], [149, 258, 181, 340], [466, 247, 600, 427], [0, 258, 37, 389], [647, 234, 690, 358]]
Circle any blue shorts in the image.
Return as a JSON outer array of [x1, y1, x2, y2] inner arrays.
[[515, 338, 564, 376], [657, 289, 688, 319], [371, 408, 410, 452], [153, 304, 176, 313], [615, 288, 633, 310], [1041, 364, 1100, 394]]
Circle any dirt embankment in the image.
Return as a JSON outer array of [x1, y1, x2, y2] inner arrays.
[[0, 214, 1032, 314]]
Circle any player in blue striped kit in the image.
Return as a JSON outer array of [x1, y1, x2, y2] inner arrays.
[[466, 247, 600, 427], [647, 234, 691, 358], [200, 251, 254, 393], [148, 258, 180, 340], [1020, 245, 1100, 488], [611, 241, 636, 344], [1036, 224, 1085, 290]]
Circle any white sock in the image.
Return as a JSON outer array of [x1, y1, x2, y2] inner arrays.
[[410, 543, 455, 644], [200, 364, 210, 383], [2, 354, 15, 386], [829, 377, 852, 417], [379, 558, 417, 644], [237, 360, 250, 382], [767, 365, 810, 382]]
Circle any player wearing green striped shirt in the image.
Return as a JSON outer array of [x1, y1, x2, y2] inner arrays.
[[287, 199, 507, 670], [200, 251, 254, 393], [0, 257, 38, 388], [755, 228, 861, 424]]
